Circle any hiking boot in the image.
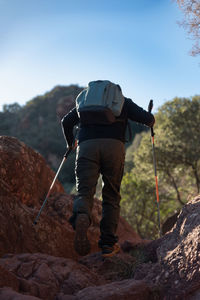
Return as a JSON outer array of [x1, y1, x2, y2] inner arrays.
[[74, 213, 91, 256], [101, 243, 120, 258]]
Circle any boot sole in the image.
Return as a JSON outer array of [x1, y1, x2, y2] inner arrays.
[[74, 214, 91, 256]]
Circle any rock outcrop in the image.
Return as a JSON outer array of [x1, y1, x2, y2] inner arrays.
[[1, 135, 200, 299], [123, 195, 200, 300], [0, 135, 64, 208], [0, 252, 155, 300], [0, 136, 141, 259]]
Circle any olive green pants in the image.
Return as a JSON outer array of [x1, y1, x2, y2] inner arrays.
[[70, 138, 125, 247]]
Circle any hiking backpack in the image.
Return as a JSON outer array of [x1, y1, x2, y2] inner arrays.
[[75, 80, 125, 124]]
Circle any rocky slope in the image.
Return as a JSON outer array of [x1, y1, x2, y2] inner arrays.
[[0, 136, 141, 258], [1, 135, 200, 299]]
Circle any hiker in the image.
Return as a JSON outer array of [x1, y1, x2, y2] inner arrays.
[[61, 80, 155, 257]]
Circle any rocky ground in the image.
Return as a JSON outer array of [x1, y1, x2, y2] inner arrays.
[[1, 136, 200, 300]]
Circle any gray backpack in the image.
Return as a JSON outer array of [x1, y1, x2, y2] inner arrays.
[[76, 80, 125, 124]]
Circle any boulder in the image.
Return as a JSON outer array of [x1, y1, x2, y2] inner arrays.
[[0, 253, 104, 300], [0, 288, 41, 300], [0, 252, 155, 300], [70, 279, 153, 300], [126, 195, 200, 300], [0, 265, 19, 291], [162, 211, 179, 235], [0, 135, 64, 208], [156, 195, 200, 299]]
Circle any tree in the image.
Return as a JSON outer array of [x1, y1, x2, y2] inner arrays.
[[121, 172, 158, 238], [3, 103, 21, 113], [121, 130, 179, 239], [176, 0, 200, 56], [156, 96, 200, 193], [121, 96, 200, 238]]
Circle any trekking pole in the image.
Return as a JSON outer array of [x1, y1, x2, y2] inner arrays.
[[33, 147, 72, 225], [148, 100, 162, 237]]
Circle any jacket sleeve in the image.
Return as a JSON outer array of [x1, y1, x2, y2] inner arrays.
[[61, 107, 79, 147], [126, 98, 155, 127]]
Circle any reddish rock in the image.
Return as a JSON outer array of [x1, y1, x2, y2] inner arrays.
[[162, 211, 179, 235], [73, 279, 153, 300], [0, 136, 64, 208], [156, 195, 200, 299], [0, 265, 19, 291], [117, 217, 143, 245], [0, 136, 78, 258], [79, 252, 137, 282], [0, 136, 141, 259], [0, 192, 80, 259], [127, 195, 200, 300], [0, 252, 156, 300], [0, 253, 104, 300], [8, 135, 200, 299], [1, 140, 200, 300], [0, 287, 41, 299]]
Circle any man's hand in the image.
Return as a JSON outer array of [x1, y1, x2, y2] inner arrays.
[[64, 140, 78, 158]]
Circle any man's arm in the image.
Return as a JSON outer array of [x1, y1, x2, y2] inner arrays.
[[125, 98, 155, 127], [61, 107, 79, 148]]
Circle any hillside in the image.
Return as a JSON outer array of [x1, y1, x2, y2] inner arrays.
[[1, 136, 200, 299], [0, 85, 82, 191], [0, 85, 146, 192]]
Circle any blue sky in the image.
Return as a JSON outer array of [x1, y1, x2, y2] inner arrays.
[[0, 0, 199, 112]]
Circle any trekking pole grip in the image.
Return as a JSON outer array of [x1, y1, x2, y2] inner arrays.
[[148, 99, 153, 113], [148, 99, 154, 137]]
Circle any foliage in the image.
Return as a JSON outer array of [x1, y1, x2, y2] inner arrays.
[[3, 102, 21, 113], [176, 0, 200, 56], [121, 172, 160, 239], [121, 95, 200, 239], [156, 96, 200, 194]]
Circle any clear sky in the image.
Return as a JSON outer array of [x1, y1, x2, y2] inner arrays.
[[0, 0, 199, 112]]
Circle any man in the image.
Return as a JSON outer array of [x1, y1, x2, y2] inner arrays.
[[61, 81, 155, 257]]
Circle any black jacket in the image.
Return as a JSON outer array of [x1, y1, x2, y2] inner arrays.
[[61, 97, 155, 147]]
